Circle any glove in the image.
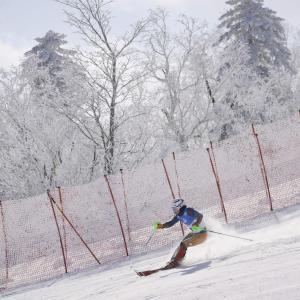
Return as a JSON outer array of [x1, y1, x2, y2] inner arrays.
[[191, 225, 206, 232], [152, 222, 164, 230]]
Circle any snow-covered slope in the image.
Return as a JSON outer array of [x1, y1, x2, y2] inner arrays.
[[2, 204, 300, 300]]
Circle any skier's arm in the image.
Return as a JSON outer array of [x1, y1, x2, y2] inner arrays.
[[153, 215, 179, 230], [162, 215, 179, 228]]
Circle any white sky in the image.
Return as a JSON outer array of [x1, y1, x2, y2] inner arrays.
[[1, 0, 300, 69]]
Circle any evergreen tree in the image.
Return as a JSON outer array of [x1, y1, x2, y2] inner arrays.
[[218, 0, 292, 77], [23, 30, 77, 92]]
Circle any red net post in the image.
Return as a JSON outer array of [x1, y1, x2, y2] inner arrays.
[[250, 117, 300, 210], [210, 141, 224, 213], [251, 124, 273, 211], [161, 158, 176, 199], [210, 142, 221, 184], [57, 187, 68, 262], [120, 169, 131, 242], [206, 147, 228, 223], [47, 191, 68, 273], [251, 125, 269, 204], [104, 175, 129, 257], [172, 152, 182, 198]]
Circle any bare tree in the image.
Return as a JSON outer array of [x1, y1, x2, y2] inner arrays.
[[145, 9, 213, 151], [55, 0, 149, 174]]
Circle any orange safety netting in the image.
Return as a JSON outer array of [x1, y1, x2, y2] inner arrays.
[[0, 116, 299, 291]]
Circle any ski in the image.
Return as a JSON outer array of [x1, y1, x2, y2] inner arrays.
[[135, 268, 161, 277], [135, 260, 178, 277]]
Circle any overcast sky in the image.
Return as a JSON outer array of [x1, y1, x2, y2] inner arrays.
[[1, 0, 300, 69]]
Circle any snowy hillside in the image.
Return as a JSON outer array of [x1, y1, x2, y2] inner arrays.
[[1, 0, 300, 299], [2, 204, 300, 300]]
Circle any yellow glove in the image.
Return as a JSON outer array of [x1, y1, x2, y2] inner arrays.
[[152, 222, 164, 230]]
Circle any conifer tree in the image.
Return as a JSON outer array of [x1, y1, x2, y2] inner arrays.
[[23, 30, 76, 91], [218, 0, 292, 77]]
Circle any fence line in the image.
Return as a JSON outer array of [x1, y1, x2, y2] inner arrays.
[[0, 115, 299, 291]]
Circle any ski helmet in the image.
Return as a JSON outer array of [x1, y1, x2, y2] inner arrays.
[[172, 198, 184, 209]]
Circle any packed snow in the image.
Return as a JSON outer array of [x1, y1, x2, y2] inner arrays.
[[2, 204, 300, 300]]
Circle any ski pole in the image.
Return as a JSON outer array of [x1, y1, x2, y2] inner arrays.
[[145, 230, 156, 246], [207, 230, 253, 242]]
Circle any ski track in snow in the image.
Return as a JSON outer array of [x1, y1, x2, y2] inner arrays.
[[2, 205, 300, 300]]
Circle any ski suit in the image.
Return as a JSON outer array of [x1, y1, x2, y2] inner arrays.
[[161, 205, 207, 266]]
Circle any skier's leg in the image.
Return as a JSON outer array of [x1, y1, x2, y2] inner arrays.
[[164, 232, 207, 269], [164, 232, 194, 269], [163, 242, 187, 269], [171, 242, 187, 262]]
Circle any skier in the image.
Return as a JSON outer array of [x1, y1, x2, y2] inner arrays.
[[153, 198, 207, 269]]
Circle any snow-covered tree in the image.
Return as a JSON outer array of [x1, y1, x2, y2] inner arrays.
[[55, 0, 152, 174], [145, 9, 213, 152], [0, 31, 99, 199], [0, 66, 92, 199], [210, 0, 296, 141], [218, 0, 292, 77], [209, 40, 296, 141]]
